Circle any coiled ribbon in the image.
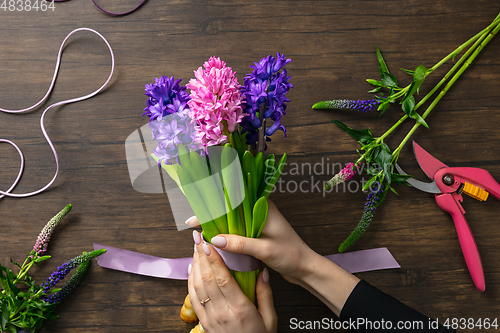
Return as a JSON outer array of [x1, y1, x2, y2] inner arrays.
[[0, 27, 115, 199]]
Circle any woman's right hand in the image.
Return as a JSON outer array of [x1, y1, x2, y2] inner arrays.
[[186, 200, 322, 285]]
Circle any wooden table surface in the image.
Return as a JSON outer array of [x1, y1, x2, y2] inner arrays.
[[1, 1, 500, 332]]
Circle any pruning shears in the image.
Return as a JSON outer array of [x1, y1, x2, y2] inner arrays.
[[396, 141, 500, 292]]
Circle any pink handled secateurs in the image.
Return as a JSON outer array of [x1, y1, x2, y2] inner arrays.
[[396, 142, 500, 292]]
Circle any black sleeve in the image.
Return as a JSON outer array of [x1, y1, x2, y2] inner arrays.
[[339, 280, 456, 333]]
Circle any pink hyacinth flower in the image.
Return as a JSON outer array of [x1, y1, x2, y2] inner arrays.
[[186, 57, 246, 148]]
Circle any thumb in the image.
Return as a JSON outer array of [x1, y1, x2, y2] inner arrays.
[[210, 234, 268, 260], [256, 268, 277, 332]]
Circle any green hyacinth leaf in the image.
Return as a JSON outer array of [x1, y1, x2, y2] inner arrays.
[[252, 196, 269, 238], [177, 144, 192, 171], [258, 154, 275, 198], [255, 152, 264, 193], [177, 166, 220, 240], [190, 150, 228, 235], [262, 153, 287, 199], [221, 143, 245, 213]]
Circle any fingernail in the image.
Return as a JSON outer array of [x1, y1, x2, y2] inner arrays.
[[211, 236, 227, 248], [185, 216, 196, 226], [202, 243, 211, 256], [194, 243, 197, 253], [193, 230, 201, 245], [188, 264, 192, 275], [262, 267, 269, 284]]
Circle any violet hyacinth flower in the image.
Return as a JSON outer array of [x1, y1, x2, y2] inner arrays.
[[324, 162, 357, 191], [142, 76, 190, 122], [241, 53, 293, 147], [338, 182, 385, 253], [312, 99, 381, 112], [142, 76, 201, 165], [32, 204, 72, 256], [148, 107, 202, 165]]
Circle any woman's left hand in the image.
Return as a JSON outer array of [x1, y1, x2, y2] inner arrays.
[[188, 230, 278, 333]]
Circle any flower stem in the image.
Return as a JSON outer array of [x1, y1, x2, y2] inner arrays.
[[354, 14, 500, 168], [0, 261, 35, 297], [393, 19, 500, 158], [385, 16, 500, 102], [430, 14, 500, 72]]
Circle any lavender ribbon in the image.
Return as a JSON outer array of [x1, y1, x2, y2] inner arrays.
[[93, 243, 400, 280]]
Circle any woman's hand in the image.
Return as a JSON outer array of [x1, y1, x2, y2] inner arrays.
[[187, 200, 359, 316], [186, 200, 322, 285], [188, 230, 277, 333]]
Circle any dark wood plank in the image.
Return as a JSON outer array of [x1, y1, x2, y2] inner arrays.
[[1, 1, 500, 332]]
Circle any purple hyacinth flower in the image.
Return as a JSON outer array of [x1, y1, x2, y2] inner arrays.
[[142, 76, 190, 122], [149, 107, 202, 165], [241, 53, 293, 148], [142, 76, 203, 165]]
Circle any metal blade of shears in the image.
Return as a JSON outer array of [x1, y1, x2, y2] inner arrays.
[[395, 163, 442, 194], [413, 141, 448, 181]]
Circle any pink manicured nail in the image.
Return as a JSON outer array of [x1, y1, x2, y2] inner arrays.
[[262, 267, 269, 283], [193, 230, 201, 245], [185, 216, 197, 226], [202, 243, 211, 256], [211, 236, 227, 248], [188, 264, 192, 275]]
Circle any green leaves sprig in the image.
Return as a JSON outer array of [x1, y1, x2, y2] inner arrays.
[[0, 206, 105, 333], [320, 13, 500, 252], [367, 47, 430, 128], [331, 120, 411, 196]]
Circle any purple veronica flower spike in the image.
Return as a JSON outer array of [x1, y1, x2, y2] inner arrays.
[[41, 261, 76, 294], [312, 99, 381, 112], [338, 182, 386, 253], [41, 250, 106, 301], [241, 53, 293, 147], [44, 261, 90, 304]]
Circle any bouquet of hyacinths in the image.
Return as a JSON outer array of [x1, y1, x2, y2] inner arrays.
[[142, 54, 292, 303], [313, 13, 500, 253], [0, 205, 106, 333]]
